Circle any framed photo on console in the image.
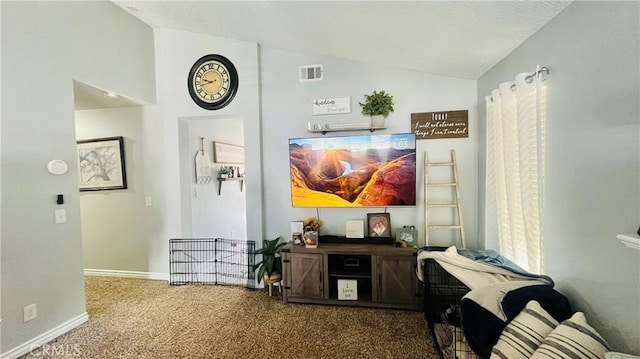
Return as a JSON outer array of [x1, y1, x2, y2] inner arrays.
[[290, 221, 304, 245], [395, 225, 418, 246], [367, 213, 391, 237]]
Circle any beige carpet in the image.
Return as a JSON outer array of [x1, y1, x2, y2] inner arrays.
[[25, 277, 438, 358]]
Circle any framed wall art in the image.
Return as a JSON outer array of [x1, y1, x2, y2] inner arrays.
[[213, 141, 244, 164], [77, 136, 127, 191], [367, 213, 391, 237]]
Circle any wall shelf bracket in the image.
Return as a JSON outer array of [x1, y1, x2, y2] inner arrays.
[[217, 177, 244, 195]]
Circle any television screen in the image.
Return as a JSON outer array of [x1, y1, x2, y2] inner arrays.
[[289, 133, 416, 207]]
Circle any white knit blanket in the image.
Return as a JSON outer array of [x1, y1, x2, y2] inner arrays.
[[415, 246, 550, 290]]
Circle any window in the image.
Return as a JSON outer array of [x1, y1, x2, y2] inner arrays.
[[485, 67, 548, 274]]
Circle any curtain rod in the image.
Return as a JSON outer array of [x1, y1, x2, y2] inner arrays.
[[525, 66, 549, 83], [489, 66, 549, 101], [508, 66, 550, 91]]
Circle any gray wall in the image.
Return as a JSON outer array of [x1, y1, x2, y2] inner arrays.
[[75, 107, 149, 272], [4, 0, 638, 355], [142, 28, 261, 276], [260, 47, 479, 248], [179, 116, 247, 239], [477, 1, 639, 353], [1, 1, 155, 353]]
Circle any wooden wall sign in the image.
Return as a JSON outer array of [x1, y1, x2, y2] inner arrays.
[[411, 110, 468, 139], [213, 141, 244, 164]]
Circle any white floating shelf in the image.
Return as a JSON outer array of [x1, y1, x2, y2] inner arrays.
[[307, 122, 386, 134], [617, 233, 640, 251]]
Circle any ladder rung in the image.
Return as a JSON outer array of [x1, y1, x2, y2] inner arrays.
[[427, 203, 458, 208], [428, 225, 462, 229], [427, 162, 454, 166], [427, 183, 457, 187]]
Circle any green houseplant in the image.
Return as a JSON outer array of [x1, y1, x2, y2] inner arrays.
[[254, 236, 287, 285], [359, 90, 395, 127], [218, 165, 233, 178]]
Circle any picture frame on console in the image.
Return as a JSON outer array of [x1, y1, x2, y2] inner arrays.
[[395, 225, 418, 247], [367, 213, 391, 238], [290, 221, 304, 245]]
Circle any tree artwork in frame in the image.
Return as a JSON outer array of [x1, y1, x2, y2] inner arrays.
[[367, 213, 391, 238], [76, 136, 127, 191]]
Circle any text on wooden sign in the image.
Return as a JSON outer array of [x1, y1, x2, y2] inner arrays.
[[411, 110, 468, 139]]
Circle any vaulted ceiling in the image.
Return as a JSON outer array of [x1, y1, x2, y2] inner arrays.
[[77, 1, 572, 110], [113, 1, 571, 79]]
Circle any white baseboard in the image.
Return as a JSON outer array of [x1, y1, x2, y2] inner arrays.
[[84, 268, 168, 281], [1, 312, 88, 359]]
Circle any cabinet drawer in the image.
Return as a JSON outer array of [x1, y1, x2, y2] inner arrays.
[[328, 254, 372, 276]]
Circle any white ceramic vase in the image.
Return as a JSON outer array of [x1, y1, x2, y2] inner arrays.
[[371, 115, 385, 128]]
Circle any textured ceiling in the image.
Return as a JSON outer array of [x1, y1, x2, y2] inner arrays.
[[113, 1, 572, 80], [77, 1, 571, 110]]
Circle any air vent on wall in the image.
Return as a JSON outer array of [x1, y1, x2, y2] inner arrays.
[[299, 64, 323, 82]]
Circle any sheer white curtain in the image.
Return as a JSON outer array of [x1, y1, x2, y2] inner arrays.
[[485, 66, 547, 274]]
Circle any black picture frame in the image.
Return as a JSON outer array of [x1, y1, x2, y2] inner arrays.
[[367, 213, 391, 237], [77, 136, 127, 191]]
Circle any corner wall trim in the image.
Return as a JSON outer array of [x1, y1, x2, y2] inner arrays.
[[1, 312, 88, 359], [84, 269, 169, 281]]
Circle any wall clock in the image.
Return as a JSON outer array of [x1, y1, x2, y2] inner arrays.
[[187, 54, 239, 110]]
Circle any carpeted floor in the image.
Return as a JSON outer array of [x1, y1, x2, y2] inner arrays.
[[25, 277, 438, 358]]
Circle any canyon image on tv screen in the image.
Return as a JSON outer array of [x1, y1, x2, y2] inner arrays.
[[289, 133, 416, 207]]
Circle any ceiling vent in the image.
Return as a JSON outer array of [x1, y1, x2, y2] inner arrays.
[[299, 64, 323, 82]]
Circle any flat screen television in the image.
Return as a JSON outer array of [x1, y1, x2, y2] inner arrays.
[[289, 133, 416, 207]]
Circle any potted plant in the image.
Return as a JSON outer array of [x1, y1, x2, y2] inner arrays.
[[254, 237, 287, 295], [359, 90, 395, 127], [218, 165, 233, 178]]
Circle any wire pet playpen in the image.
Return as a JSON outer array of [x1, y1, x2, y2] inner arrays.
[[169, 238, 256, 288], [423, 258, 479, 359]]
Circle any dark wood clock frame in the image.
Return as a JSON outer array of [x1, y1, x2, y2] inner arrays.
[[187, 54, 239, 110]]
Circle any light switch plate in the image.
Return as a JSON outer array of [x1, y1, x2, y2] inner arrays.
[[54, 209, 67, 224]]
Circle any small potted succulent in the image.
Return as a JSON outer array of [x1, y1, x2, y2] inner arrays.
[[359, 90, 395, 127], [218, 165, 233, 178]]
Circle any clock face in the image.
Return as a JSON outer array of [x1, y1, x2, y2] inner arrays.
[[188, 54, 238, 110]]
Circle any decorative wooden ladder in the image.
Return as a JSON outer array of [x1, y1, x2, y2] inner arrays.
[[424, 150, 466, 249]]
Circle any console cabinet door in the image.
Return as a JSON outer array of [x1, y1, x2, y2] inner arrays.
[[376, 255, 417, 306], [284, 252, 324, 300]]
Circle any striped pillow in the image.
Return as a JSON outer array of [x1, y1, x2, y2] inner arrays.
[[491, 300, 559, 359], [530, 312, 610, 359]]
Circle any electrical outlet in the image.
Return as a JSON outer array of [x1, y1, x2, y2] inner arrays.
[[23, 303, 37, 322], [145, 196, 153, 207]]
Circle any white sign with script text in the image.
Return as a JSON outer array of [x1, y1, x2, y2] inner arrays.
[[311, 96, 351, 115]]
